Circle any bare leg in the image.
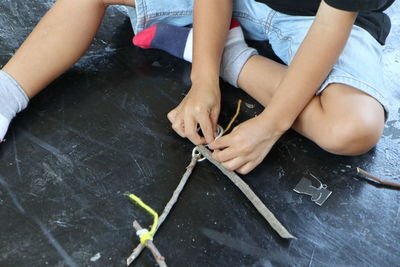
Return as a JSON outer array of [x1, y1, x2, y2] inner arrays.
[[237, 55, 385, 155], [2, 0, 134, 98]]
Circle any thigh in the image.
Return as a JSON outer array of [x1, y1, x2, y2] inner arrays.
[[127, 0, 195, 34], [321, 83, 385, 153], [294, 83, 385, 155], [295, 83, 384, 138], [320, 83, 385, 125], [126, 0, 275, 41], [102, 0, 134, 6], [267, 12, 389, 120], [232, 0, 275, 41]]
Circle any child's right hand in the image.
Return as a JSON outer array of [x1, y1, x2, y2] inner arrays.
[[167, 80, 221, 145]]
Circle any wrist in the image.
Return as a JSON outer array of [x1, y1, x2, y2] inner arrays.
[[191, 68, 219, 85], [259, 110, 292, 135], [191, 75, 220, 91]]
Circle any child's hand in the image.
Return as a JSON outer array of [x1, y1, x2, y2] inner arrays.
[[209, 114, 286, 174], [167, 81, 220, 145]]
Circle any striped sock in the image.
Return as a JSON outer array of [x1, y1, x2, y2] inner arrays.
[[133, 20, 257, 87]]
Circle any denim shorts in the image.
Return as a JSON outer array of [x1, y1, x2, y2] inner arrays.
[[127, 0, 388, 117]]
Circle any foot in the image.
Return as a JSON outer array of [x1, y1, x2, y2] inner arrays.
[[0, 70, 29, 142], [0, 114, 10, 142], [133, 20, 243, 63], [133, 20, 257, 87]]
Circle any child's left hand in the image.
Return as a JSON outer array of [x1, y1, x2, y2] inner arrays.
[[208, 114, 286, 174]]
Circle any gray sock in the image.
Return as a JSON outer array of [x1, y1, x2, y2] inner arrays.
[[0, 70, 29, 140], [220, 31, 258, 88]]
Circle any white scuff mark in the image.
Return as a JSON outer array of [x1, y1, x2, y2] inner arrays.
[[245, 102, 255, 109], [33, 217, 78, 267], [54, 220, 69, 228], [152, 61, 162, 67], [90, 252, 101, 262]]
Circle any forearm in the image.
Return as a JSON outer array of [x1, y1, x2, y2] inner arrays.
[[191, 0, 232, 85], [262, 1, 357, 132]]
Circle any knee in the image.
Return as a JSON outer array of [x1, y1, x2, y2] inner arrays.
[[319, 114, 384, 156]]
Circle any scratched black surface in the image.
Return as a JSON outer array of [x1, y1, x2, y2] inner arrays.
[[1, 1, 399, 267]]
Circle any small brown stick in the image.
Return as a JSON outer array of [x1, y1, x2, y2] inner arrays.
[[126, 155, 199, 265], [130, 221, 167, 267], [196, 145, 296, 239], [224, 99, 242, 133], [356, 167, 400, 188]]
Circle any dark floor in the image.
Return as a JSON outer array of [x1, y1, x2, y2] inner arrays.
[[1, 2, 400, 267]]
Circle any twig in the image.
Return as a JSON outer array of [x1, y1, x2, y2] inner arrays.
[[157, 155, 199, 228], [356, 167, 400, 188], [126, 155, 199, 265], [196, 145, 296, 239], [224, 99, 242, 133], [130, 221, 167, 267]]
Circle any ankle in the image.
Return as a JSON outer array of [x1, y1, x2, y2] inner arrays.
[[0, 114, 10, 142], [0, 70, 29, 140]]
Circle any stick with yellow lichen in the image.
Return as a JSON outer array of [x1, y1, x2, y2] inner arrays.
[[126, 155, 199, 266]]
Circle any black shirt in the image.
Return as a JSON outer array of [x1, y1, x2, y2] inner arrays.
[[255, 0, 395, 44]]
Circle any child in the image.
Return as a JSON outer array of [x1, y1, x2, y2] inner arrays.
[[130, 0, 393, 174], [0, 0, 394, 174]]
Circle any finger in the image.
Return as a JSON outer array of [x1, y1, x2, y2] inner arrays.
[[212, 147, 239, 162], [222, 156, 248, 172], [168, 95, 187, 123], [172, 118, 185, 138], [167, 109, 179, 124], [208, 134, 233, 150], [232, 125, 240, 133], [237, 161, 257, 175], [198, 113, 214, 144], [184, 116, 205, 145]]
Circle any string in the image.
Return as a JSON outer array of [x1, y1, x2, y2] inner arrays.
[[224, 99, 242, 133], [126, 193, 159, 245]]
